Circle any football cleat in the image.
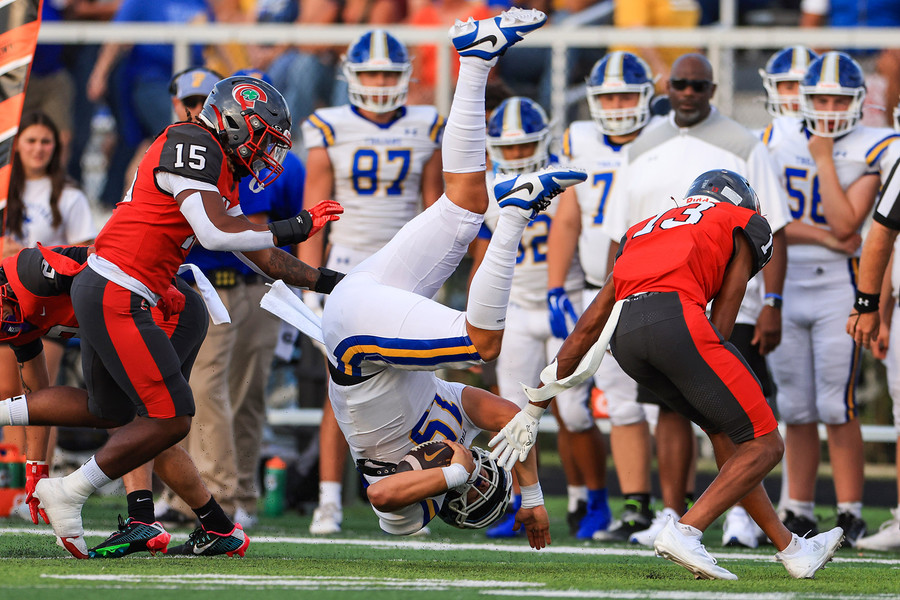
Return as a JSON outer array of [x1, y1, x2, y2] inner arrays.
[[309, 502, 342, 535], [592, 502, 652, 542], [630, 507, 680, 547], [775, 528, 843, 578], [494, 167, 587, 220], [34, 477, 90, 559], [721, 506, 762, 549], [782, 509, 818, 538], [89, 515, 171, 558], [653, 517, 738, 580], [567, 500, 587, 536], [835, 512, 867, 548], [449, 7, 547, 61], [575, 493, 612, 540], [168, 523, 249, 557], [855, 508, 900, 551]]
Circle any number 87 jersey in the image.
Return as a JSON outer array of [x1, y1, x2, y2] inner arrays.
[[302, 105, 445, 250]]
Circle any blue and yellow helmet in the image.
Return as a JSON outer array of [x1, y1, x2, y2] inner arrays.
[[799, 51, 866, 137], [585, 51, 655, 135], [487, 96, 551, 174], [342, 30, 412, 113], [759, 45, 817, 118]]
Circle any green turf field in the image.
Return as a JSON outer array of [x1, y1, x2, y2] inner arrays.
[[1, 495, 898, 600]]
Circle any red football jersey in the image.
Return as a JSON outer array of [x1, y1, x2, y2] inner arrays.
[[93, 123, 240, 296], [613, 201, 773, 309]]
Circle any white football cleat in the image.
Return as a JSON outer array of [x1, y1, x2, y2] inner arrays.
[[494, 167, 587, 220], [775, 528, 844, 578], [34, 477, 90, 559], [653, 517, 738, 580], [855, 508, 900, 551], [630, 507, 680, 547], [449, 7, 547, 61], [721, 506, 762, 549], [309, 502, 342, 535]]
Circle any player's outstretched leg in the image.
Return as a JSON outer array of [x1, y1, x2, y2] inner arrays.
[[494, 167, 589, 220], [450, 7, 547, 61]]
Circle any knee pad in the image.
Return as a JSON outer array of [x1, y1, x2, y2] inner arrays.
[[607, 395, 646, 427], [556, 389, 594, 433]]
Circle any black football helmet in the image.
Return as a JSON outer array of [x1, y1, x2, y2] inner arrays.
[[198, 76, 292, 187], [438, 446, 511, 529], [683, 169, 760, 214]]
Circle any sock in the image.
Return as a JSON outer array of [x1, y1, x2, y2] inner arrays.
[[684, 493, 695, 512], [319, 481, 342, 508], [0, 395, 29, 426], [837, 501, 863, 519], [193, 496, 233, 534], [80, 456, 112, 491], [127, 490, 155, 524], [778, 533, 803, 555], [785, 499, 815, 520], [586, 488, 609, 511], [567, 485, 587, 512], [442, 56, 493, 174], [466, 209, 531, 330], [624, 493, 652, 515], [675, 521, 702, 538]]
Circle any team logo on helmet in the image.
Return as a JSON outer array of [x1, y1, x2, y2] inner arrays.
[[233, 83, 268, 110]]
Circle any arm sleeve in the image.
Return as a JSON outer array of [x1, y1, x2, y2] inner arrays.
[[179, 192, 276, 252], [740, 214, 774, 276]]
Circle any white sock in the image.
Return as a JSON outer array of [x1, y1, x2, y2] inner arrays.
[[466, 209, 531, 330], [675, 520, 703, 538], [567, 485, 587, 512], [837, 501, 862, 518], [0, 395, 29, 426], [319, 481, 342, 508], [442, 57, 493, 174], [778, 533, 803, 555], [79, 456, 112, 491], [785, 499, 815, 520]]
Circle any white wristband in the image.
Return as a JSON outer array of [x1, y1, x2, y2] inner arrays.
[[442, 463, 471, 490], [523, 403, 545, 420], [520, 483, 544, 509]]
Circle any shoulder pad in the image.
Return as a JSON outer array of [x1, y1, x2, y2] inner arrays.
[[157, 124, 225, 186]]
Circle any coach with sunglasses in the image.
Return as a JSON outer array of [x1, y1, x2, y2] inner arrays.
[[600, 52, 792, 549]]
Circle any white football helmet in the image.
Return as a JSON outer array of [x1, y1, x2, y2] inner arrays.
[[439, 446, 512, 529], [342, 29, 412, 114], [799, 51, 866, 138]]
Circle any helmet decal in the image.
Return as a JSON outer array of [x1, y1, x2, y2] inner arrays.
[[233, 83, 268, 110]]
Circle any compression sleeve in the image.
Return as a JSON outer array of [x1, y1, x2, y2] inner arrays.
[[179, 192, 276, 252]]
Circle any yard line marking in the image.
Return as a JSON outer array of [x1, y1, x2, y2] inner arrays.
[[483, 592, 900, 599]]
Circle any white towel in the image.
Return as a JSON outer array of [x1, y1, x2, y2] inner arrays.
[[260, 279, 325, 344]]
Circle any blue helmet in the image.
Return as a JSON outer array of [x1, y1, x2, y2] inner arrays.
[[487, 96, 551, 174], [799, 51, 866, 137], [341, 29, 411, 113], [585, 51, 656, 135], [759, 45, 817, 117], [684, 169, 760, 215]]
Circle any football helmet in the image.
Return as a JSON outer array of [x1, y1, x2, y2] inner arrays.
[[759, 45, 818, 118], [487, 97, 551, 174], [439, 446, 512, 530], [586, 51, 656, 135], [799, 51, 866, 138], [0, 272, 26, 341], [198, 75, 292, 187], [342, 30, 412, 114], [683, 169, 760, 214]]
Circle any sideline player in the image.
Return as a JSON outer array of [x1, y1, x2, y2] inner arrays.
[[492, 170, 843, 580], [0, 76, 342, 558]]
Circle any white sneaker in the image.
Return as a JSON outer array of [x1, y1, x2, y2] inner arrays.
[[721, 506, 762, 549], [630, 507, 680, 546], [855, 508, 900, 551], [233, 507, 258, 530], [775, 528, 843, 578], [33, 477, 89, 559], [309, 503, 342, 535], [494, 167, 588, 220], [410, 526, 431, 536], [449, 7, 548, 61], [653, 517, 738, 580]]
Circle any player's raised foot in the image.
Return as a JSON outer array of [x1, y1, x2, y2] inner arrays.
[[89, 515, 171, 558], [449, 7, 547, 61], [168, 523, 249, 557], [309, 502, 342, 535], [721, 506, 762, 549], [855, 508, 900, 551], [653, 517, 738, 580], [495, 167, 587, 220], [34, 477, 90, 559], [775, 528, 843, 579]]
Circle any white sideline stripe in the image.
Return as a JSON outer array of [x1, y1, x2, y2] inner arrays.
[[484, 593, 900, 599], [4, 528, 900, 566]]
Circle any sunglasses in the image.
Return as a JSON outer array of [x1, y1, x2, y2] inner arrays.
[[670, 79, 713, 93]]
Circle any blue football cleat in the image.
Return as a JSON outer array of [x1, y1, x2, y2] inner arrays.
[[449, 7, 548, 61], [494, 167, 588, 220]]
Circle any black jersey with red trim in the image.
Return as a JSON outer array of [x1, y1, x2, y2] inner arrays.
[[614, 201, 773, 309], [93, 122, 240, 296]]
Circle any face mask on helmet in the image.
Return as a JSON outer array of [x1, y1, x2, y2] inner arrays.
[[487, 97, 551, 175], [438, 446, 512, 529], [683, 169, 761, 214], [799, 51, 866, 138], [759, 46, 817, 118], [343, 30, 412, 114], [0, 282, 28, 341], [586, 51, 656, 135], [199, 76, 292, 188]]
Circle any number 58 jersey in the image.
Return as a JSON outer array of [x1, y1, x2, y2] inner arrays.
[[303, 105, 445, 250]]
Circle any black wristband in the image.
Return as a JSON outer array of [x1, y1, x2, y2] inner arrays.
[[268, 211, 312, 246], [314, 267, 345, 294], [854, 290, 880, 314]]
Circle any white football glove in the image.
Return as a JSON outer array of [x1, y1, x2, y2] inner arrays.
[[488, 403, 545, 470]]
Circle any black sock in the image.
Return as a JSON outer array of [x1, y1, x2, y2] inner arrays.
[[624, 493, 652, 516], [126, 490, 155, 524], [685, 493, 695, 512], [192, 497, 233, 534]]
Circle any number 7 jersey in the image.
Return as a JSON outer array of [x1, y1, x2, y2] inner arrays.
[[302, 105, 444, 250]]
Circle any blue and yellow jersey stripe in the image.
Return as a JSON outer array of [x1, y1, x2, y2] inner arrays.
[[762, 123, 775, 146], [429, 113, 445, 143], [333, 334, 480, 376], [562, 127, 572, 159], [420, 498, 439, 524], [866, 134, 900, 167], [306, 112, 336, 147]]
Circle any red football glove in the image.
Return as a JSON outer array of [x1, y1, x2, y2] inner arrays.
[[306, 199, 343, 239], [25, 461, 49, 525], [156, 284, 186, 321]]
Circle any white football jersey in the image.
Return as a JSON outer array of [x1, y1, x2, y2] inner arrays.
[[763, 116, 900, 263], [302, 105, 444, 250], [483, 162, 584, 310], [561, 121, 632, 286]]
